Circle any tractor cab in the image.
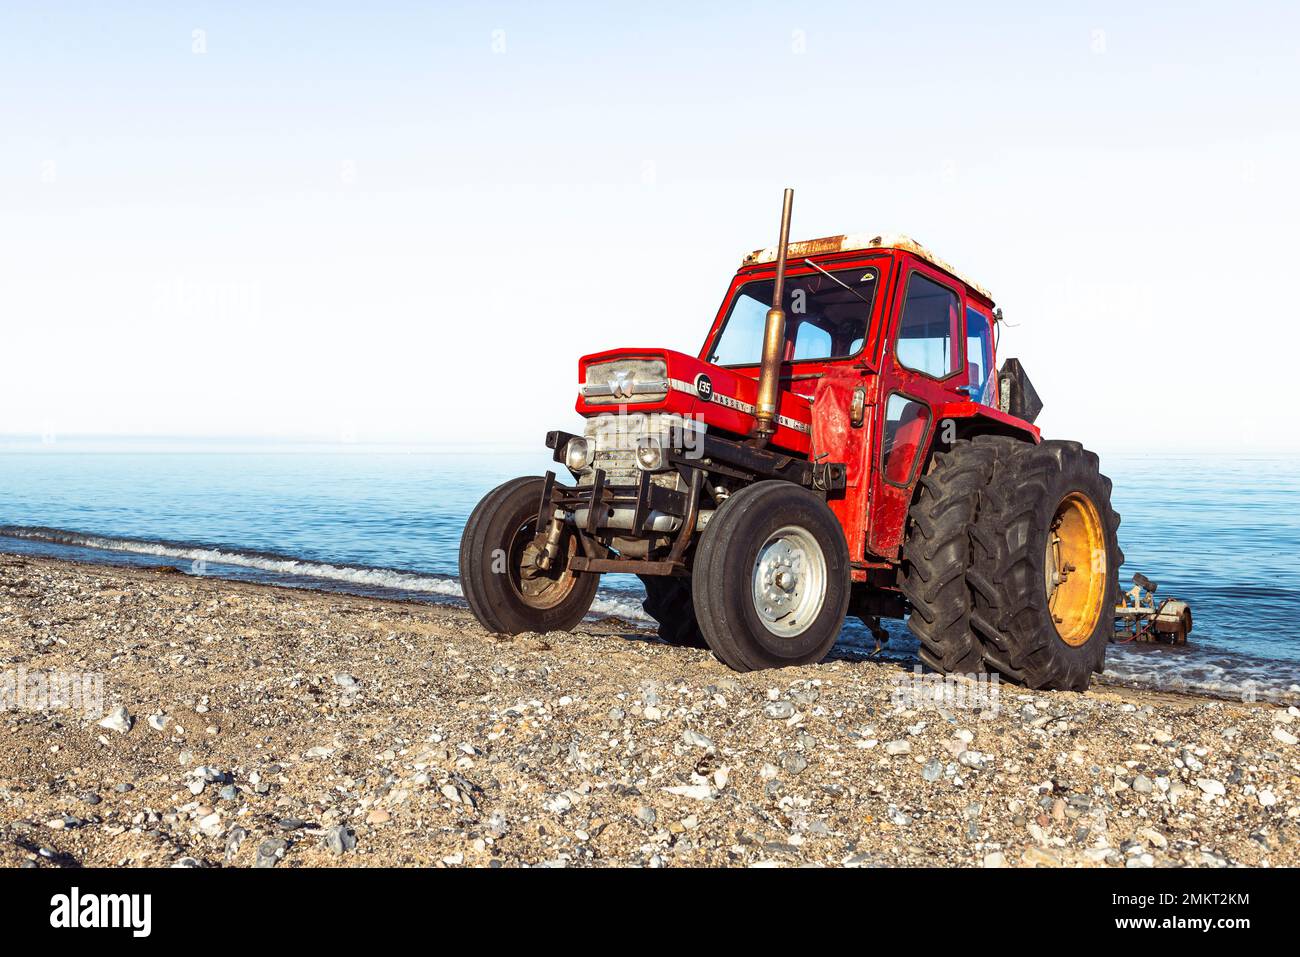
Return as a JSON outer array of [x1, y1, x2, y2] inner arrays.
[[697, 233, 1039, 559]]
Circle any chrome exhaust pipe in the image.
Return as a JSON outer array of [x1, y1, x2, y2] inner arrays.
[[752, 188, 794, 441]]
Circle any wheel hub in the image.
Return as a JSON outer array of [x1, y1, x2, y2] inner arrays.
[[752, 526, 828, 639], [509, 518, 577, 609], [1044, 492, 1107, 646]]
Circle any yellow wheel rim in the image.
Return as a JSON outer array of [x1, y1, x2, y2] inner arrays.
[[1045, 492, 1107, 646]]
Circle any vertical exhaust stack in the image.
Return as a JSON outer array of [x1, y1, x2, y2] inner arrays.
[[752, 188, 794, 442]]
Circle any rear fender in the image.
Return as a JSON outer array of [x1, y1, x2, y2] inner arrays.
[[930, 402, 1040, 448]]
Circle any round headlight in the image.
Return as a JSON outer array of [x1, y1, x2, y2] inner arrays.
[[564, 436, 591, 471], [635, 437, 663, 471]]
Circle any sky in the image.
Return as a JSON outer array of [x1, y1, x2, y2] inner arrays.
[[2, 1, 1298, 455]]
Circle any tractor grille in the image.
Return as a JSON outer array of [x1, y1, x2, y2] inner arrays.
[[581, 359, 669, 405]]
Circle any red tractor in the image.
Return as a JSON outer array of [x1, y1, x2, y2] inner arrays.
[[459, 191, 1121, 691]]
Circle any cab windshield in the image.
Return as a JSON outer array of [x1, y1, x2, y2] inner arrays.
[[706, 266, 879, 366]]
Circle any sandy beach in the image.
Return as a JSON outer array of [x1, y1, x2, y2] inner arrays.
[[1, 552, 1297, 869]]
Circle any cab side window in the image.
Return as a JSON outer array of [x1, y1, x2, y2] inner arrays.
[[895, 273, 960, 379], [881, 394, 931, 485], [965, 308, 995, 404]]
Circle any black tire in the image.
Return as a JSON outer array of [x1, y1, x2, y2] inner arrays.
[[900, 438, 995, 675], [638, 575, 708, 648], [692, 481, 850, 672], [967, 438, 1122, 691], [458, 476, 598, 634]]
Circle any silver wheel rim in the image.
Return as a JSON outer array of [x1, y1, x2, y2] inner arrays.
[[752, 525, 827, 638]]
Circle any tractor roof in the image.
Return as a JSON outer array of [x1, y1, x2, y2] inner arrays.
[[742, 232, 993, 302]]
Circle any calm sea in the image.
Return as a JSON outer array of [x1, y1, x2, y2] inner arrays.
[[1, 439, 1296, 702]]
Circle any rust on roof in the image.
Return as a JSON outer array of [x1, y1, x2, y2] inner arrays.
[[742, 232, 993, 302]]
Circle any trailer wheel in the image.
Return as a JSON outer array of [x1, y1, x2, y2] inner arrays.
[[638, 575, 707, 648], [967, 439, 1121, 691], [458, 476, 597, 634], [692, 481, 850, 671], [900, 438, 995, 675]]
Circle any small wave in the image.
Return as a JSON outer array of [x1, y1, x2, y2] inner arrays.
[[1103, 644, 1300, 704], [0, 525, 652, 623]]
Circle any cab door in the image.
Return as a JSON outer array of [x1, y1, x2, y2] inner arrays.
[[866, 260, 970, 558]]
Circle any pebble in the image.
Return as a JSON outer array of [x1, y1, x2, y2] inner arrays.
[[1133, 774, 1153, 794], [763, 701, 796, 720], [635, 805, 657, 826], [147, 713, 170, 731], [543, 794, 573, 814], [958, 750, 987, 770], [1137, 827, 1168, 849], [663, 784, 713, 800], [225, 827, 247, 859], [197, 813, 223, 838], [921, 758, 942, 782], [322, 825, 358, 855], [781, 752, 808, 775], [1021, 846, 1059, 867], [1258, 790, 1278, 807], [219, 784, 238, 801], [79, 792, 101, 806], [366, 809, 391, 825], [97, 705, 133, 735], [682, 730, 715, 750], [1197, 779, 1226, 797], [884, 740, 910, 756], [1272, 726, 1298, 746], [255, 838, 287, 868]]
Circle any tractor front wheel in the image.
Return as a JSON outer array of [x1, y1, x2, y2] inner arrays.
[[692, 481, 850, 671], [967, 439, 1121, 691], [458, 476, 598, 634]]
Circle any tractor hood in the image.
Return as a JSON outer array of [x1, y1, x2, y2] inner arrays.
[[575, 348, 812, 455]]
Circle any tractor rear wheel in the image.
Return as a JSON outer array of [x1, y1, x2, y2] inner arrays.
[[638, 575, 707, 648], [900, 438, 995, 675], [967, 438, 1121, 691], [458, 476, 598, 634], [692, 481, 850, 671]]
